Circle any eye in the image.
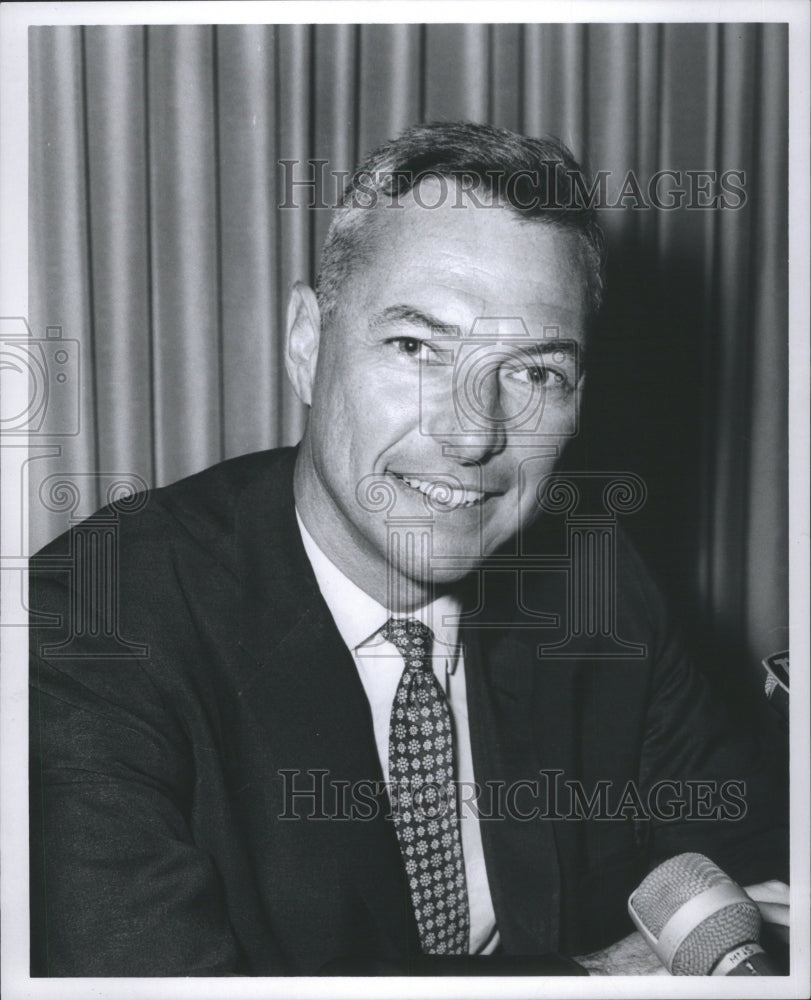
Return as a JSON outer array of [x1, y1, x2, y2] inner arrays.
[[396, 337, 422, 355], [506, 365, 568, 388], [387, 336, 436, 360]]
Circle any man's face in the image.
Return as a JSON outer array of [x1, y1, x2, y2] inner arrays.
[[291, 183, 591, 606]]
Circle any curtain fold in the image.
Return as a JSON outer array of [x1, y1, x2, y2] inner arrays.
[[28, 22, 789, 685], [83, 27, 152, 481], [216, 25, 279, 461]]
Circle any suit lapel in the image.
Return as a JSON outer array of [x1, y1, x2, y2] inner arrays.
[[464, 613, 582, 955], [232, 452, 421, 959]]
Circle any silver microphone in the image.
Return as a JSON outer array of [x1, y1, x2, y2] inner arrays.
[[628, 852, 777, 975]]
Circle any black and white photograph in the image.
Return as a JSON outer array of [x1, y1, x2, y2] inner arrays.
[[1, 1, 808, 997]]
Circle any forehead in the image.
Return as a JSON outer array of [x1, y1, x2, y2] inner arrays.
[[347, 180, 591, 332]]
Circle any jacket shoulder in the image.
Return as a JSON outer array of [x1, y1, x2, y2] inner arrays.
[[33, 447, 296, 564]]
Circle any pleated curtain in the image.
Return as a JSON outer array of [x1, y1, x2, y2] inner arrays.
[[29, 23, 788, 692]]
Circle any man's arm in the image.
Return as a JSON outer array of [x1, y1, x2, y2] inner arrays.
[[573, 535, 790, 973], [621, 533, 789, 882], [30, 648, 240, 976]]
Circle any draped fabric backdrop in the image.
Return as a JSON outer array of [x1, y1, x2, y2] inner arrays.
[[29, 23, 788, 702]]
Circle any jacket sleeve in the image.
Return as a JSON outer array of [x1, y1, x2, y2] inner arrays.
[[624, 537, 789, 887], [29, 532, 242, 977]]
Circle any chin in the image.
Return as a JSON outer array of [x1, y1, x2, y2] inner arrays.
[[385, 558, 472, 591], [431, 528, 509, 561]]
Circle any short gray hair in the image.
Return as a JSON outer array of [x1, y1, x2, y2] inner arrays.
[[315, 121, 605, 328]]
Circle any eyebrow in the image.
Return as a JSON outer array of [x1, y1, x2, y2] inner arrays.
[[370, 305, 461, 338]]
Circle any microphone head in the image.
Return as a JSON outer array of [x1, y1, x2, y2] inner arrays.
[[628, 853, 762, 975]]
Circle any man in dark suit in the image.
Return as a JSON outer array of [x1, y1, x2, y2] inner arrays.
[[30, 122, 788, 977]]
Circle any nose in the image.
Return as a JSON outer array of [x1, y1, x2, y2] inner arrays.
[[422, 360, 507, 464]]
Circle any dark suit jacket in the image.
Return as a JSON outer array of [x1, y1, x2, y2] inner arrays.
[[29, 447, 787, 976]]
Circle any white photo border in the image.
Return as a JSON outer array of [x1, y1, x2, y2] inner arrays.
[[2, 3, 808, 999]]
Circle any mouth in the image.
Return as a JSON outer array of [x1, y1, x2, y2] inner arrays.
[[390, 472, 496, 510]]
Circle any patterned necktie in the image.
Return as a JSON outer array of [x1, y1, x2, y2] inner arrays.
[[381, 617, 470, 955]]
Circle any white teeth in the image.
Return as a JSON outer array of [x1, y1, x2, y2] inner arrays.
[[398, 476, 485, 508]]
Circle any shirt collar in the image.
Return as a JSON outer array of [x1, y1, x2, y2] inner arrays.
[[296, 509, 461, 663]]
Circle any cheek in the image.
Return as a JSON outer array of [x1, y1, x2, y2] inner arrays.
[[312, 349, 363, 429], [494, 457, 559, 518], [348, 376, 419, 440], [313, 381, 388, 474]]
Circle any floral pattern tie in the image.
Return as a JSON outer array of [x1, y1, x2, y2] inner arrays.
[[381, 617, 470, 954]]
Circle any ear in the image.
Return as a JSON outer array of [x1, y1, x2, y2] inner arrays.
[[285, 282, 321, 406]]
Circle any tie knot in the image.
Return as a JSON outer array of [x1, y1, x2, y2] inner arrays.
[[381, 617, 434, 668]]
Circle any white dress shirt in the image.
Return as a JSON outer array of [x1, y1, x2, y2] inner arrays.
[[296, 512, 499, 954]]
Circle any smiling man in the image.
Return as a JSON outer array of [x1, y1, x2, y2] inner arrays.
[[29, 122, 788, 977], [289, 170, 591, 605]]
